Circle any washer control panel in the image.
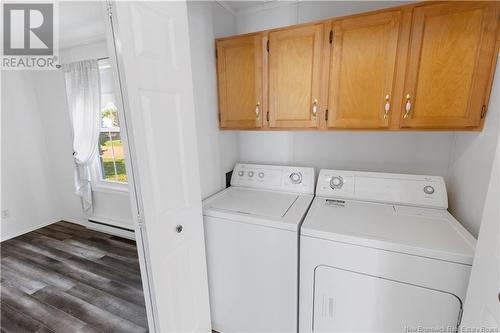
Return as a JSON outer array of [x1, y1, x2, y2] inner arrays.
[[316, 169, 448, 209], [329, 176, 343, 189], [231, 164, 314, 194], [289, 172, 302, 184]]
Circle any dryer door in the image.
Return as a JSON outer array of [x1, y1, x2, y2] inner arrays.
[[313, 265, 462, 332]]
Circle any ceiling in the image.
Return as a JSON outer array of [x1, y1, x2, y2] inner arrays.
[[58, 1, 272, 49], [59, 1, 106, 49]]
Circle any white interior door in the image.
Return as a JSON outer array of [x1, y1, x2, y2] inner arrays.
[[108, 1, 211, 332], [461, 142, 500, 328], [102, 3, 155, 329]]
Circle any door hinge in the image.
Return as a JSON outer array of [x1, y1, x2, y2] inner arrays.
[[329, 30, 333, 44], [481, 104, 487, 118], [266, 111, 269, 122], [106, 1, 112, 17], [137, 213, 144, 226], [456, 307, 463, 328], [266, 40, 269, 52], [218, 113, 221, 123], [325, 109, 329, 121], [215, 48, 218, 59]]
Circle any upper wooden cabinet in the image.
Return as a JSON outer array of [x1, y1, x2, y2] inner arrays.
[[327, 11, 401, 129], [216, 34, 264, 129], [400, 2, 499, 129], [268, 24, 324, 128], [214, 2, 499, 131]]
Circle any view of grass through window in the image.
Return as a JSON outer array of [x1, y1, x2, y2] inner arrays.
[[99, 130, 127, 182], [98, 59, 127, 183]]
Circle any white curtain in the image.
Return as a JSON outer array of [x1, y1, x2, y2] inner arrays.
[[62, 60, 101, 215]]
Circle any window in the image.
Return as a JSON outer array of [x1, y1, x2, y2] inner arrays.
[[96, 59, 128, 184]]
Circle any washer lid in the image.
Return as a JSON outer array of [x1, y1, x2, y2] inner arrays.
[[206, 187, 298, 219], [301, 198, 475, 265]]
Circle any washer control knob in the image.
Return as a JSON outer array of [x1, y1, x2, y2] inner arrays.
[[238, 170, 244, 176], [248, 171, 254, 177], [289, 172, 302, 184], [424, 186, 435, 195], [330, 176, 344, 189], [258, 172, 265, 179]]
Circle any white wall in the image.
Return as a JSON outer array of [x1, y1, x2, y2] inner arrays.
[[447, 57, 500, 237], [236, 1, 409, 34], [461, 133, 500, 326], [188, 1, 239, 199], [212, 1, 237, 38], [30, 70, 85, 224], [240, 131, 455, 176], [1, 72, 61, 240], [59, 39, 108, 64]]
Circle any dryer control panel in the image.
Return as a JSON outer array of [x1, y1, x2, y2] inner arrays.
[[316, 169, 448, 209], [231, 164, 315, 194]]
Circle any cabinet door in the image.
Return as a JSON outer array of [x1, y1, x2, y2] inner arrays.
[[327, 11, 400, 129], [401, 3, 499, 129], [269, 24, 324, 128], [216, 35, 264, 129]]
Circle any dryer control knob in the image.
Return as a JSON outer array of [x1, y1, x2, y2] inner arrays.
[[238, 171, 244, 176], [423, 186, 435, 195], [248, 171, 254, 177], [330, 176, 344, 189], [289, 172, 302, 184]]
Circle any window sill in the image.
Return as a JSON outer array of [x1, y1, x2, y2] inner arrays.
[[92, 181, 129, 195]]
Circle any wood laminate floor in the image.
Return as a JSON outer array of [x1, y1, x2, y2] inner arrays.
[[0, 221, 148, 333]]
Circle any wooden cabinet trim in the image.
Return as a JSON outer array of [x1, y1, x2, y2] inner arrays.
[[261, 34, 270, 129], [319, 21, 333, 129]]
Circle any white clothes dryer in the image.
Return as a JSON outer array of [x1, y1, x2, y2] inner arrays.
[[299, 169, 475, 333]]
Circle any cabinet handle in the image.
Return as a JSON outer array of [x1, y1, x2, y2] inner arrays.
[[312, 99, 318, 117], [403, 94, 412, 119], [255, 102, 260, 118], [384, 94, 390, 119]]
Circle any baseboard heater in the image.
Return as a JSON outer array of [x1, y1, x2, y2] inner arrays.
[[87, 219, 134, 232]]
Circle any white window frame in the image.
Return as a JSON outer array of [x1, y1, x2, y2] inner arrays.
[[90, 148, 129, 193], [91, 58, 129, 193]]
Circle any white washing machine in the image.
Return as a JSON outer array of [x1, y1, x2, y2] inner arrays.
[[299, 169, 476, 333], [203, 163, 315, 333]]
